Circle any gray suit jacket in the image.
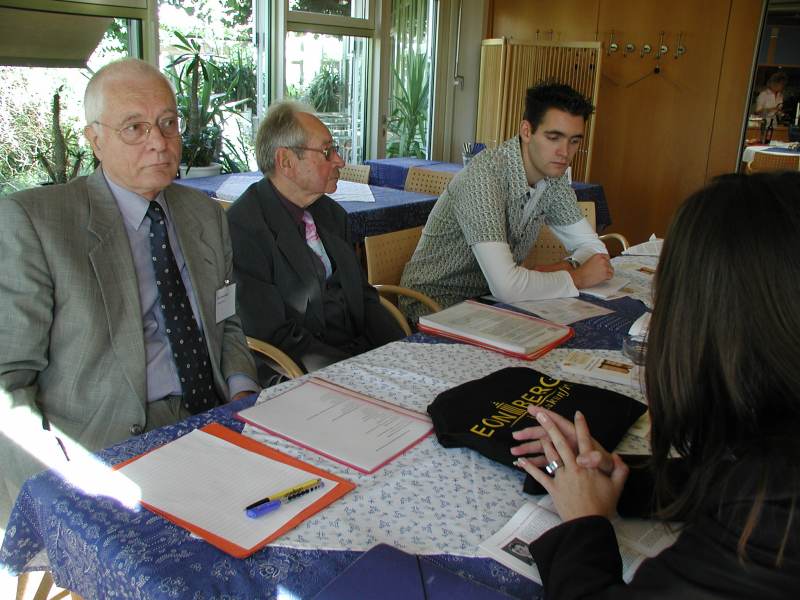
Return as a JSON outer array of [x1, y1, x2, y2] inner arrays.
[[0, 169, 256, 521]]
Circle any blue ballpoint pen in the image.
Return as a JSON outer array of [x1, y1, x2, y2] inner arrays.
[[245, 479, 324, 519]]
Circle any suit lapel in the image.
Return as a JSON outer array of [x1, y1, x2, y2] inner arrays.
[[259, 181, 326, 325], [86, 169, 147, 406]]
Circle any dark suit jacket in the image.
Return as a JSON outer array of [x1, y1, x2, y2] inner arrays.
[[0, 169, 256, 522], [227, 177, 404, 373], [529, 455, 800, 599]]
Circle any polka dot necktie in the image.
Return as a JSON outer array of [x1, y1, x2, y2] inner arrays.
[[146, 201, 217, 415]]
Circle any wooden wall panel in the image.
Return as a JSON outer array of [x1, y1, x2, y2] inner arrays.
[[487, 0, 762, 246], [489, 0, 599, 42], [707, 1, 765, 179], [593, 0, 733, 244]]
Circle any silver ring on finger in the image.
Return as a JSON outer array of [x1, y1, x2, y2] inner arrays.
[[544, 459, 563, 476]]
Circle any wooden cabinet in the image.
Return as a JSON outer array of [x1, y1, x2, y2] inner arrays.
[[476, 38, 602, 182]]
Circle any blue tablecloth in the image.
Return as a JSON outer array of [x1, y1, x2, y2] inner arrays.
[[177, 173, 437, 243], [364, 158, 463, 189], [0, 390, 541, 599], [363, 159, 611, 231], [1, 269, 650, 599]]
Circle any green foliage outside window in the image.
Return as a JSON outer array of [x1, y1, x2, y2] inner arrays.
[[387, 53, 429, 158], [306, 63, 342, 113]]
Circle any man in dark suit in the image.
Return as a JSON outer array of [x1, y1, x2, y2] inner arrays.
[[0, 58, 258, 524], [227, 101, 405, 381]]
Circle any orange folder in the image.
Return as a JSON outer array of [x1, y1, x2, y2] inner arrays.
[[114, 423, 356, 558]]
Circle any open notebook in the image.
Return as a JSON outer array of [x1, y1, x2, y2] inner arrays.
[[114, 423, 355, 558], [418, 300, 573, 360]]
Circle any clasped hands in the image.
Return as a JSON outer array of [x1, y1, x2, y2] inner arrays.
[[510, 408, 629, 522]]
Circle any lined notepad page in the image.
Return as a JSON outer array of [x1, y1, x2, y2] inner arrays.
[[117, 429, 331, 550]]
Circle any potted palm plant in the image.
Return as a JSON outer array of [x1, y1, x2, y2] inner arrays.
[[167, 33, 228, 178]]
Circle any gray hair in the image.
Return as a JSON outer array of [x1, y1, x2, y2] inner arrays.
[[255, 100, 316, 176], [84, 58, 175, 125]]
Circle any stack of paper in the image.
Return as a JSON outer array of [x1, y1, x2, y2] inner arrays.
[[622, 234, 663, 257]]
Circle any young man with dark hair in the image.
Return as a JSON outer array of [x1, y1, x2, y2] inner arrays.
[[400, 82, 613, 321]]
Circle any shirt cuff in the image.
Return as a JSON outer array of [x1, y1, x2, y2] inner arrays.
[[226, 373, 260, 400]]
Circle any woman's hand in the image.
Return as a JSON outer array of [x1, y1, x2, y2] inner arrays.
[[514, 411, 629, 521], [511, 407, 614, 474]]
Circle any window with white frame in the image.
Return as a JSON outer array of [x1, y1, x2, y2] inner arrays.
[[274, 0, 375, 164]]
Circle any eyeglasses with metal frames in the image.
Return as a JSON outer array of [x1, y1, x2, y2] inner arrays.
[[288, 144, 341, 161], [93, 115, 184, 146]]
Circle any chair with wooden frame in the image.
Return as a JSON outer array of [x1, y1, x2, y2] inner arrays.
[[214, 197, 233, 211], [747, 151, 800, 173], [403, 167, 454, 196], [362, 226, 442, 334], [246, 336, 304, 379], [338, 164, 371, 184], [16, 571, 83, 600], [523, 201, 629, 268]]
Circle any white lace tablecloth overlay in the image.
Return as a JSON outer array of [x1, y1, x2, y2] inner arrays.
[[241, 342, 648, 558]]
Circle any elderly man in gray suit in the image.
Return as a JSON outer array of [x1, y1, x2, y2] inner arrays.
[[0, 58, 258, 524]]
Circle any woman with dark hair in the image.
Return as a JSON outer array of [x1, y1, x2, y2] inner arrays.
[[511, 172, 800, 598]]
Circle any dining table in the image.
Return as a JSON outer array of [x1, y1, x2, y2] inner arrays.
[[176, 172, 438, 244], [1, 256, 657, 600], [363, 158, 612, 231]]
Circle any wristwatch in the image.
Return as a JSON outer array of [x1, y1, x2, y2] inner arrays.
[[565, 257, 580, 270]]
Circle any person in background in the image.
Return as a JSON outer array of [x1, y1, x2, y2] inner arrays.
[[511, 172, 800, 597], [755, 71, 788, 124], [399, 82, 612, 322], [0, 58, 258, 525], [227, 101, 405, 383]]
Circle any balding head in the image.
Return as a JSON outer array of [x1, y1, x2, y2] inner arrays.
[[84, 58, 175, 125]]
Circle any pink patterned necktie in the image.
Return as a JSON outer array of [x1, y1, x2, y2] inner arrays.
[[301, 210, 333, 279]]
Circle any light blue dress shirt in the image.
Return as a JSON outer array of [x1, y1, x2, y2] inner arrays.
[[105, 173, 256, 402]]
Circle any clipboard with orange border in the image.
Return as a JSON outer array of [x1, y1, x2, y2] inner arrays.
[[113, 423, 355, 558]]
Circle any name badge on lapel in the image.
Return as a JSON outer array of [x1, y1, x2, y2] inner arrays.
[[215, 281, 236, 323]]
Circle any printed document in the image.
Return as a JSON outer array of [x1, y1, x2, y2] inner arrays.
[[480, 497, 678, 584], [622, 234, 663, 257], [417, 300, 571, 357], [238, 379, 432, 474], [506, 297, 613, 325], [329, 180, 376, 203], [581, 275, 631, 299], [560, 350, 643, 388]]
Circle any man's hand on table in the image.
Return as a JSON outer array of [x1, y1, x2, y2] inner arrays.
[[569, 253, 614, 289]]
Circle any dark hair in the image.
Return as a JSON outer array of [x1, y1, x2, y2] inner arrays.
[[522, 82, 594, 131], [646, 172, 800, 563]]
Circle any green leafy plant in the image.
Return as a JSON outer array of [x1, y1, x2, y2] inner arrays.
[[166, 32, 241, 172], [37, 86, 85, 184], [306, 63, 341, 113], [387, 53, 429, 158], [215, 49, 257, 112]]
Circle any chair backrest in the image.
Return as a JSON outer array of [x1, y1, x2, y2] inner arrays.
[[523, 201, 596, 268], [339, 164, 371, 184], [404, 167, 454, 196], [214, 197, 233, 211], [363, 226, 424, 285], [749, 152, 800, 173]]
